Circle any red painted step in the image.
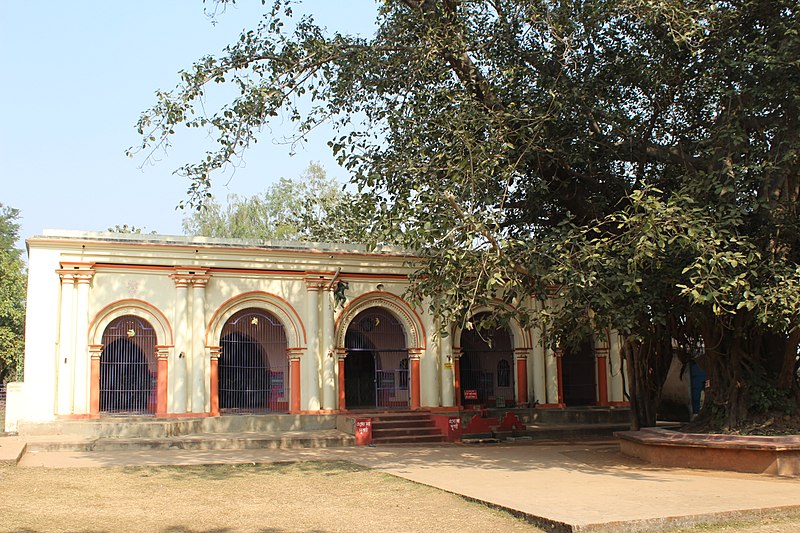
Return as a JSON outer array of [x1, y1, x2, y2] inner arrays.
[[364, 410, 446, 445]]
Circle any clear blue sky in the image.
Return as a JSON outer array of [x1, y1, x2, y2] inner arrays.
[[1, 1, 378, 250]]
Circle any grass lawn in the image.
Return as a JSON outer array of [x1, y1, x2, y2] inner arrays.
[[0, 461, 543, 532]]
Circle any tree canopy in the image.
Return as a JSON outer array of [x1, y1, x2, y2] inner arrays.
[[133, 0, 800, 429], [0, 203, 26, 383]]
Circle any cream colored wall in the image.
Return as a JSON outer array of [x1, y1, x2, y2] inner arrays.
[[21, 246, 62, 422], [11, 231, 629, 427]]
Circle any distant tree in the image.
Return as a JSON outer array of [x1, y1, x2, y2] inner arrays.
[[183, 161, 371, 243], [107, 224, 156, 234], [0, 204, 26, 383]]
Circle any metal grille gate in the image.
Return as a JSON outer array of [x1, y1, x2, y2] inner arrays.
[[100, 316, 158, 415], [345, 309, 409, 409], [460, 313, 514, 407], [219, 308, 289, 413]]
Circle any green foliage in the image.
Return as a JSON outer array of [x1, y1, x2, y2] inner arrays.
[[748, 378, 796, 416], [135, 0, 800, 426], [0, 204, 26, 383], [182, 161, 372, 243]]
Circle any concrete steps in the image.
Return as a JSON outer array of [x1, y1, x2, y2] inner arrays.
[[17, 414, 340, 438], [366, 411, 446, 445], [14, 414, 354, 458], [22, 429, 354, 453]]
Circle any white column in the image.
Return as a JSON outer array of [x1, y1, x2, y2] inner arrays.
[[171, 273, 190, 413], [531, 326, 547, 405], [56, 272, 75, 415], [321, 285, 336, 410], [72, 272, 94, 414], [609, 331, 625, 403], [191, 274, 209, 413], [439, 329, 455, 407], [545, 344, 559, 404], [304, 278, 321, 411]]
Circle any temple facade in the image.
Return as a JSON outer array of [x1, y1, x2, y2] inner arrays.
[[5, 230, 628, 431]]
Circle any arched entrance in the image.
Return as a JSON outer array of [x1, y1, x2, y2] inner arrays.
[[459, 313, 515, 407], [344, 308, 409, 409], [100, 315, 158, 415], [562, 338, 597, 406], [219, 308, 289, 413]]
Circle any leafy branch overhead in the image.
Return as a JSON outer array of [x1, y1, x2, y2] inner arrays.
[[134, 0, 799, 429]]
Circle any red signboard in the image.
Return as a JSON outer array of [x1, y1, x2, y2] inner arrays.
[[448, 417, 460, 432], [464, 390, 478, 400], [355, 418, 372, 446]]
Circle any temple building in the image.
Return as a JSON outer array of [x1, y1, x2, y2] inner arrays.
[[4, 230, 628, 432]]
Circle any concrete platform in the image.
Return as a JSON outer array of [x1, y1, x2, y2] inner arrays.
[[8, 437, 800, 532], [617, 427, 800, 476]]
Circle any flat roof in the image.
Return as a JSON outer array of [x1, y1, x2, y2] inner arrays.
[[32, 229, 406, 255]]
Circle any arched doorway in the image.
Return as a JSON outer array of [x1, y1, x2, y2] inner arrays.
[[562, 338, 597, 406], [100, 315, 158, 415], [219, 308, 289, 413], [344, 308, 409, 409], [460, 313, 515, 407]]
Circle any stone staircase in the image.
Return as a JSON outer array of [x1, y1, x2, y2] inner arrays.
[[14, 414, 354, 454], [366, 410, 446, 445]]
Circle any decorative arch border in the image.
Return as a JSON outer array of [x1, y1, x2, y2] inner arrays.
[[205, 291, 307, 349], [451, 301, 533, 352], [89, 299, 173, 347], [334, 291, 426, 351]]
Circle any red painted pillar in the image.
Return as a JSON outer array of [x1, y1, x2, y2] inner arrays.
[[89, 344, 102, 418], [409, 349, 421, 409], [337, 351, 346, 411], [516, 354, 528, 406], [596, 351, 609, 406], [288, 348, 303, 414], [556, 349, 565, 406], [156, 347, 169, 417], [210, 347, 221, 416], [453, 348, 462, 408]]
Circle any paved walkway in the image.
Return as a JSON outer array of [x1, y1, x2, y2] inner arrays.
[[5, 436, 800, 532]]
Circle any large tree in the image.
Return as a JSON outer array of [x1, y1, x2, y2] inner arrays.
[[0, 204, 26, 383], [132, 0, 800, 429]]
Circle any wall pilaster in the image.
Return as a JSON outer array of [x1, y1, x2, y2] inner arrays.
[[88, 344, 102, 417], [72, 271, 94, 414], [515, 348, 531, 406], [409, 348, 422, 409], [287, 347, 304, 413], [452, 347, 463, 407], [530, 322, 547, 406], [171, 268, 209, 414], [321, 284, 336, 410], [304, 277, 322, 411], [608, 331, 626, 403], [56, 271, 75, 415], [439, 329, 455, 407], [191, 273, 209, 413], [170, 272, 190, 413]]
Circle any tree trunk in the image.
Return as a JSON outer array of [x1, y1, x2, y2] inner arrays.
[[623, 334, 672, 430]]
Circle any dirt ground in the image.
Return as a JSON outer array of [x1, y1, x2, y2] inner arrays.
[[0, 461, 543, 532], [2, 460, 799, 532]]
